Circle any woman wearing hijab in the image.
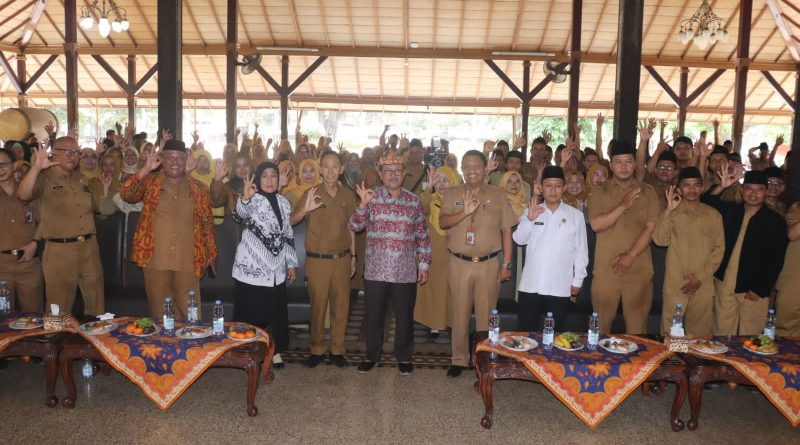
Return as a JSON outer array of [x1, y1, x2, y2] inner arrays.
[[414, 165, 458, 338], [120, 146, 140, 183], [563, 170, 589, 218], [79, 148, 100, 179], [88, 153, 122, 218], [5, 140, 31, 163], [233, 162, 298, 369], [341, 152, 362, 190], [190, 148, 226, 225], [210, 152, 252, 216], [14, 160, 31, 183], [586, 163, 609, 195], [282, 158, 320, 207], [499, 171, 528, 219]]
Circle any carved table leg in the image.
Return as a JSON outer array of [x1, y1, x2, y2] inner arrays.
[[245, 359, 260, 417], [687, 368, 706, 431], [44, 345, 59, 407], [670, 371, 688, 432], [479, 373, 495, 429], [60, 352, 77, 409]]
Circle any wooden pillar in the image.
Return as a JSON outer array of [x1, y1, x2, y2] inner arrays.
[[157, 0, 183, 138], [567, 0, 583, 135], [225, 0, 238, 143], [64, 0, 79, 131], [16, 53, 26, 108], [521, 60, 531, 157], [612, 0, 644, 147], [789, 69, 800, 205], [280, 55, 289, 140], [732, 0, 753, 153], [677, 67, 688, 135], [127, 55, 136, 127]]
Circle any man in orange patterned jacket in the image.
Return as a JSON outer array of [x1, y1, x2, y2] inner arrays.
[[120, 139, 217, 319]]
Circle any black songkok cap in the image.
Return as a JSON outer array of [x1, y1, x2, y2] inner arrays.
[[710, 145, 728, 157], [609, 139, 636, 158], [764, 166, 784, 180], [506, 150, 524, 162], [728, 152, 742, 163], [162, 139, 186, 152], [674, 136, 693, 146], [658, 150, 678, 164], [541, 165, 565, 181], [677, 166, 703, 183], [743, 170, 768, 186]]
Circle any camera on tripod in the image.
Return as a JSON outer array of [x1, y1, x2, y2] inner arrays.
[[424, 136, 449, 169]]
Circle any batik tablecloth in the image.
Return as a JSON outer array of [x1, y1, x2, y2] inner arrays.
[[477, 333, 673, 428], [688, 336, 800, 427], [0, 312, 77, 352], [76, 317, 270, 410]]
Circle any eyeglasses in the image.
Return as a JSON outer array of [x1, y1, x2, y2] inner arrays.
[[51, 148, 80, 158], [381, 168, 405, 176], [656, 165, 676, 172], [767, 180, 784, 187]]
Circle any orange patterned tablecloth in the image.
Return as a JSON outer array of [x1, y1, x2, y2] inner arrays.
[[0, 312, 77, 353], [687, 336, 800, 427], [76, 317, 270, 411], [477, 333, 673, 428]]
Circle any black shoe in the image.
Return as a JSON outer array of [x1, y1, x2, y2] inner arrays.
[[398, 362, 413, 376], [357, 361, 376, 373], [304, 354, 325, 368], [331, 354, 349, 368], [446, 365, 465, 378]]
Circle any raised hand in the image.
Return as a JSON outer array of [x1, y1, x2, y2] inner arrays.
[[303, 186, 324, 214], [191, 130, 200, 143], [115, 121, 122, 135], [776, 134, 785, 146], [399, 133, 410, 149], [424, 165, 435, 190], [100, 173, 113, 194], [638, 119, 654, 141], [463, 188, 480, 215], [659, 119, 668, 131], [95, 137, 107, 154], [242, 174, 256, 201], [712, 119, 720, 130], [560, 145, 573, 168], [665, 185, 681, 213], [483, 140, 496, 153], [514, 132, 526, 149], [160, 128, 172, 145], [383, 124, 390, 133], [337, 142, 345, 153], [541, 130, 552, 144], [356, 181, 376, 207], [486, 155, 499, 175], [279, 166, 291, 188], [619, 187, 642, 210], [214, 159, 228, 181], [32, 146, 59, 170], [44, 121, 56, 138], [596, 113, 605, 128], [527, 199, 545, 221], [138, 150, 162, 178]]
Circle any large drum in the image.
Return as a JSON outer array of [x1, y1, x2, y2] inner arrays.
[[0, 108, 58, 141]]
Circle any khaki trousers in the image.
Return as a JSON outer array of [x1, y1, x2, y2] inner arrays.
[[449, 257, 499, 367], [776, 288, 800, 336], [143, 268, 200, 320], [591, 271, 653, 334], [661, 290, 713, 337], [0, 256, 43, 312], [713, 279, 770, 336], [42, 239, 104, 316], [306, 256, 351, 355]]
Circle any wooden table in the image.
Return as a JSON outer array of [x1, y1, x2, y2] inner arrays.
[[58, 334, 274, 416], [472, 332, 689, 430], [0, 332, 70, 408], [682, 354, 754, 431]]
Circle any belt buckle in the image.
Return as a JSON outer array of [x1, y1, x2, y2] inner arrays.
[[471, 256, 480, 263], [10, 249, 19, 255], [77, 235, 86, 242]]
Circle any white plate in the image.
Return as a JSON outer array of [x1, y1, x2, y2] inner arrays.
[[80, 321, 118, 335], [499, 335, 538, 352], [600, 337, 639, 354], [554, 342, 584, 352], [9, 317, 43, 330], [744, 345, 778, 356], [176, 326, 213, 339], [125, 323, 161, 337], [689, 339, 728, 354]]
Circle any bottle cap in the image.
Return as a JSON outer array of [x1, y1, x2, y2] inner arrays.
[[189, 291, 196, 296], [677, 303, 682, 308], [0, 280, 6, 284], [546, 312, 553, 317], [215, 299, 221, 304], [591, 312, 598, 317], [768, 308, 775, 314], [165, 296, 172, 302], [491, 309, 498, 314]]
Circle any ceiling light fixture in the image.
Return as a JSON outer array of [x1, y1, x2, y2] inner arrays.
[[409, 42, 419, 49], [677, 0, 729, 50], [79, 0, 130, 38]]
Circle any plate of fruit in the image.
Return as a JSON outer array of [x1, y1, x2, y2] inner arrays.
[[689, 339, 728, 354], [9, 316, 43, 330], [500, 335, 538, 352], [227, 324, 258, 341], [125, 318, 160, 337], [743, 335, 778, 355], [176, 325, 212, 339], [554, 332, 583, 351], [600, 337, 638, 354], [80, 320, 117, 335]]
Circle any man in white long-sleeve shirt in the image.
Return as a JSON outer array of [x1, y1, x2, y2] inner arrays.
[[513, 165, 589, 331]]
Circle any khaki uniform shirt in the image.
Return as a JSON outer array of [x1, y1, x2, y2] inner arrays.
[[643, 172, 669, 211], [30, 169, 95, 239], [441, 184, 516, 257], [300, 183, 356, 254], [588, 179, 661, 276], [0, 187, 37, 251], [652, 203, 725, 297], [721, 210, 755, 292], [148, 178, 194, 273], [403, 163, 425, 194]]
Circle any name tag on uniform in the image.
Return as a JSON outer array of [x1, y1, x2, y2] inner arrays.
[[25, 211, 33, 223], [51, 185, 63, 190], [534, 222, 544, 226], [455, 201, 463, 206]]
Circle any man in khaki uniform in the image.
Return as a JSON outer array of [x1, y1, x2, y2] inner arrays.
[[402, 139, 426, 194], [776, 202, 800, 336], [0, 148, 42, 311], [291, 151, 356, 369], [17, 138, 105, 316], [703, 170, 787, 335], [440, 150, 515, 378], [652, 167, 724, 336], [589, 140, 660, 334]]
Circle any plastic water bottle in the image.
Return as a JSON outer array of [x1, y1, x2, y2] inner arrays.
[[212, 300, 224, 336], [0, 280, 10, 316], [672, 304, 684, 329], [542, 312, 555, 350], [187, 291, 199, 325], [162, 297, 175, 334], [82, 359, 93, 378], [488, 309, 500, 344], [764, 309, 777, 339], [588, 312, 600, 351]]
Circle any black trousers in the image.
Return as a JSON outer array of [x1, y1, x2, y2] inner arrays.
[[233, 279, 289, 353], [518, 292, 572, 332], [364, 280, 417, 363]]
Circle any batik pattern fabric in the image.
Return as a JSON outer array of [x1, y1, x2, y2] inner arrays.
[[0, 312, 78, 352]]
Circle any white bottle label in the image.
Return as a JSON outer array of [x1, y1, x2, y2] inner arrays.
[[764, 327, 776, 339], [188, 308, 198, 322], [213, 318, 224, 334], [489, 328, 499, 343], [588, 331, 599, 346], [542, 332, 554, 346], [163, 316, 174, 331], [670, 326, 685, 337]]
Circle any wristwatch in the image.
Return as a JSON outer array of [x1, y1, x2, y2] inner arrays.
[[503, 262, 513, 270]]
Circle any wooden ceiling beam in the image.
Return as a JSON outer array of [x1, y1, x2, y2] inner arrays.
[[18, 0, 47, 48], [0, 20, 28, 43], [685, 69, 726, 104], [91, 54, 130, 93], [658, 0, 690, 58], [766, 0, 800, 62], [644, 66, 681, 106], [760, 70, 795, 107], [288, 0, 303, 46], [23, 53, 57, 91], [0, 0, 35, 29], [0, 52, 22, 92]]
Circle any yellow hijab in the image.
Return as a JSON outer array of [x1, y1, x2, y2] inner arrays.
[[586, 164, 609, 195], [499, 171, 527, 219], [283, 158, 320, 206], [428, 166, 459, 236], [190, 149, 225, 224], [80, 148, 100, 179]]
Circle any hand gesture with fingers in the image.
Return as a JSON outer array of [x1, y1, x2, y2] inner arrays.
[[638, 119, 654, 141], [138, 150, 161, 178], [44, 121, 56, 138], [596, 113, 605, 127], [483, 140, 496, 153], [776, 134, 785, 146], [356, 182, 376, 207], [620, 187, 642, 210], [665, 185, 681, 213], [424, 165, 435, 191], [541, 130, 552, 144], [214, 159, 228, 181], [463, 188, 480, 215], [32, 146, 59, 170], [514, 132, 526, 149], [303, 186, 324, 214], [100, 173, 113, 194], [242, 174, 257, 201], [527, 195, 544, 221], [115, 121, 122, 135]]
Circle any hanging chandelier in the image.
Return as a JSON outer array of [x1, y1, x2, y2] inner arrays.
[[79, 0, 130, 38], [677, 0, 729, 50]]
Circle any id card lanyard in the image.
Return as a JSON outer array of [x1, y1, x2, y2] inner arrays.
[[465, 203, 479, 246]]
